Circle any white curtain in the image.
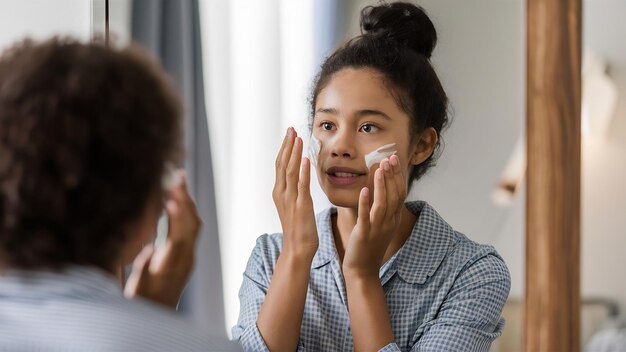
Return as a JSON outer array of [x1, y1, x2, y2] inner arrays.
[[200, 0, 325, 333], [132, 0, 226, 336]]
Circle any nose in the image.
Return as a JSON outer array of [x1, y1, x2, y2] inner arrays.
[[329, 130, 356, 159]]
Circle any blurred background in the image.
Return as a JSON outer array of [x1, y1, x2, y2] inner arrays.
[[1, 0, 625, 350]]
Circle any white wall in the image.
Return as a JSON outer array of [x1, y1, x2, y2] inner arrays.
[[579, 0, 626, 317], [0, 0, 131, 51], [0, 0, 92, 51]]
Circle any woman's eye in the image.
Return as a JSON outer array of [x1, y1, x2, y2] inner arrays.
[[321, 122, 334, 131], [359, 124, 379, 133]]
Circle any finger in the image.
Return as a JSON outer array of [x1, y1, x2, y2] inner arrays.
[[167, 172, 191, 206], [172, 177, 199, 213], [381, 158, 399, 219], [178, 170, 188, 192], [166, 199, 180, 220], [166, 196, 201, 245], [165, 200, 181, 240], [275, 127, 293, 168], [124, 244, 155, 298], [274, 127, 295, 191], [133, 244, 155, 274], [356, 187, 371, 233], [371, 167, 386, 225], [390, 155, 406, 212], [297, 156, 311, 199], [285, 136, 303, 195]]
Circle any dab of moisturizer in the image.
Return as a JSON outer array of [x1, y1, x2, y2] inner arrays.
[[364, 143, 397, 169], [308, 135, 322, 167]]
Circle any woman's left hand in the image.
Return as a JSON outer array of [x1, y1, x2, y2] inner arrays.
[[124, 171, 202, 308], [342, 155, 407, 279]]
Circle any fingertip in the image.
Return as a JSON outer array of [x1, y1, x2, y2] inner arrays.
[[133, 244, 155, 271], [166, 200, 179, 216], [390, 155, 399, 166], [142, 243, 155, 257], [376, 167, 384, 181], [382, 158, 391, 172], [358, 187, 370, 217]]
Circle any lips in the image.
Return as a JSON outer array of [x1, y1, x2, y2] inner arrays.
[[325, 166, 366, 186]]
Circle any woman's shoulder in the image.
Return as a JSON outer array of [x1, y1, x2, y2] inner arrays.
[[448, 230, 505, 267], [254, 232, 284, 248], [446, 230, 510, 282], [249, 232, 284, 263], [241, 233, 284, 285], [405, 201, 509, 282]]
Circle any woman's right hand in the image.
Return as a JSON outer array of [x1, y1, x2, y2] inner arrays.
[[272, 127, 319, 260]]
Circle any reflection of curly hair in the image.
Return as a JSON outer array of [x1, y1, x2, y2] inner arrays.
[[0, 38, 182, 270]]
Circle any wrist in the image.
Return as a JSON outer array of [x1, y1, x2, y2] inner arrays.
[[279, 248, 316, 268], [343, 268, 380, 284], [281, 242, 318, 262]]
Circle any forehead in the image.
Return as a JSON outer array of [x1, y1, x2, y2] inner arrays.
[[315, 68, 405, 116]]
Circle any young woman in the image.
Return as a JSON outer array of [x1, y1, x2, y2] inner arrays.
[[232, 2, 510, 351]]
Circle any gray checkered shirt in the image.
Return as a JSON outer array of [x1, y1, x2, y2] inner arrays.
[[0, 267, 240, 352], [232, 201, 510, 352]]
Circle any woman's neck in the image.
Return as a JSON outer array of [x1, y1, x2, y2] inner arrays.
[[331, 205, 417, 266]]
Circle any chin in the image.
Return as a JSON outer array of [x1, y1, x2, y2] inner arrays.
[[324, 189, 361, 209]]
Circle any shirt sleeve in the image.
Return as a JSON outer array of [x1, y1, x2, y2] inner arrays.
[[231, 238, 272, 352], [412, 253, 511, 352], [379, 343, 402, 351]]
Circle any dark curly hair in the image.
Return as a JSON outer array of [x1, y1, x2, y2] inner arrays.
[[310, 1, 449, 188], [0, 38, 182, 271]]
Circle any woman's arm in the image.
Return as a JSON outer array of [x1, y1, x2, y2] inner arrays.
[[255, 128, 319, 351], [344, 273, 396, 352]]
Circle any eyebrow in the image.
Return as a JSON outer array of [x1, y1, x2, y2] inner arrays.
[[314, 108, 392, 121]]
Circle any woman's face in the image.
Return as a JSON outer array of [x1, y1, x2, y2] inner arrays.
[[313, 67, 423, 209]]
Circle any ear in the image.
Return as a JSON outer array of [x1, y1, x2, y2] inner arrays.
[[410, 128, 438, 166]]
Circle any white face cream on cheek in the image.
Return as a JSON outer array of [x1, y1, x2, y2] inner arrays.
[[308, 135, 322, 167], [364, 143, 397, 169]]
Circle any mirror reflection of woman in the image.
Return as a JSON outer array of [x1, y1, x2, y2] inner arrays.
[[232, 2, 511, 351]]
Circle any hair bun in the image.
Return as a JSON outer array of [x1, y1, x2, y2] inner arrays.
[[360, 2, 437, 59]]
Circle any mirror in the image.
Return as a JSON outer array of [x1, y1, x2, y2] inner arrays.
[[3, 0, 625, 349]]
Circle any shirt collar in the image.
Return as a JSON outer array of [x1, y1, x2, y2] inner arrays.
[[311, 201, 457, 284], [0, 265, 122, 299], [312, 207, 338, 269], [395, 201, 457, 284]]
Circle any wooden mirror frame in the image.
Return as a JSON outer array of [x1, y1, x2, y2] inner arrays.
[[525, 0, 581, 351]]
